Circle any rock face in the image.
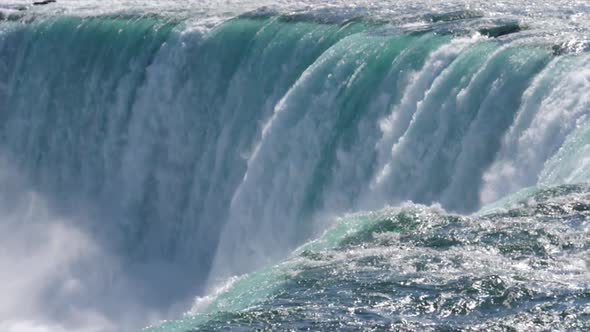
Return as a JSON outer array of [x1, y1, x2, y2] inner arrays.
[[33, 0, 56, 6]]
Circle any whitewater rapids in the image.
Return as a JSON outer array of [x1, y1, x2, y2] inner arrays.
[[1, 1, 590, 331]]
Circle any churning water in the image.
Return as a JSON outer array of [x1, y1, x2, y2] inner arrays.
[[1, 1, 590, 331]]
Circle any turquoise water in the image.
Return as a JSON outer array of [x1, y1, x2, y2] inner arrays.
[[152, 185, 590, 331], [1, 4, 590, 331]]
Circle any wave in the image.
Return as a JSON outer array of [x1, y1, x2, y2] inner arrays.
[[151, 184, 590, 331]]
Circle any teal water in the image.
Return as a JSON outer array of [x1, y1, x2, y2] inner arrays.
[[152, 185, 590, 331], [0, 5, 590, 331]]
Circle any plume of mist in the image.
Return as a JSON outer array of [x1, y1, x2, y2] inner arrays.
[[0, 158, 190, 332]]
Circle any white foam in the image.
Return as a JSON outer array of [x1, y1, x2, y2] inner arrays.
[[481, 55, 590, 204]]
